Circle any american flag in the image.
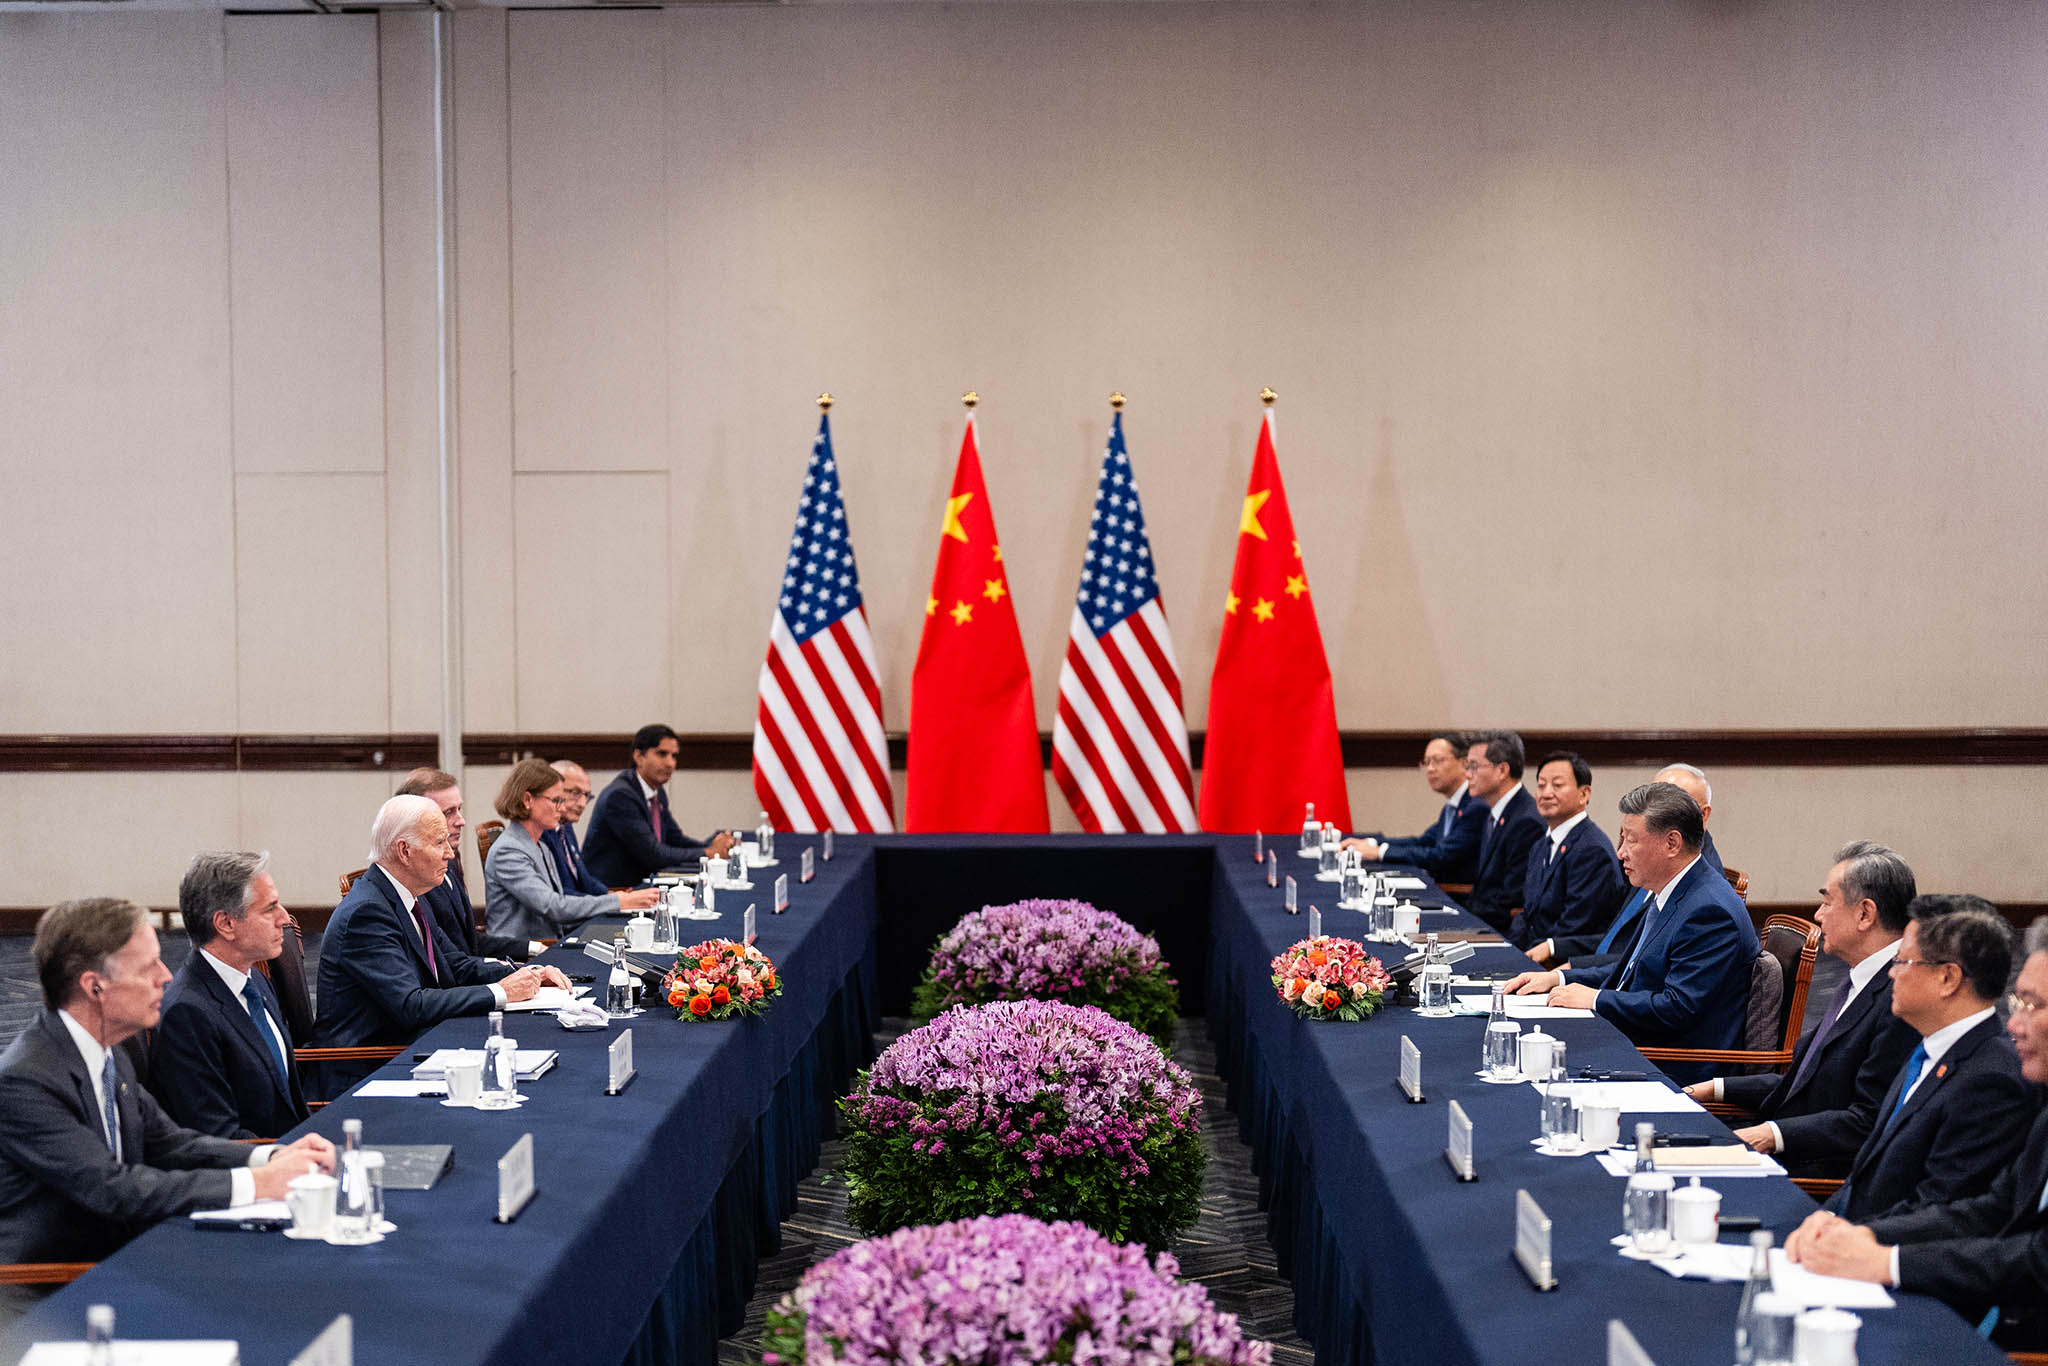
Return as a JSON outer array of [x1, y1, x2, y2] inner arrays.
[[752, 413, 895, 833], [1050, 411, 1198, 832]]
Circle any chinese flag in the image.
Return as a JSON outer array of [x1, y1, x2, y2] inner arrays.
[[906, 410, 1051, 832], [1197, 405, 1351, 833]]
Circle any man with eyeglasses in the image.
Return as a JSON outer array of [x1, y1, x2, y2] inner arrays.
[[1816, 898, 2037, 1223], [1789, 916, 2048, 1351], [1341, 731, 1486, 884], [1452, 730, 1545, 933], [541, 760, 612, 897]]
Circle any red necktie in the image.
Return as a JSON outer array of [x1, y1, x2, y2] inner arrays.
[[410, 903, 439, 982]]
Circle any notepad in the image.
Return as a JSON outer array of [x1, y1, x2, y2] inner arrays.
[[411, 1048, 558, 1082]]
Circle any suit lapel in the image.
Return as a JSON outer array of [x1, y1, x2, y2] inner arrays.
[[374, 866, 438, 982], [1860, 1021, 1991, 1172], [1784, 973, 1883, 1101], [207, 963, 294, 1106]]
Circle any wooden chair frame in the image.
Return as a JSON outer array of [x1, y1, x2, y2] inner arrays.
[[1639, 913, 1818, 1073]]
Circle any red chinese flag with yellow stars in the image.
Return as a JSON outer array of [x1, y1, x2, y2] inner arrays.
[[1197, 406, 1351, 832], [906, 411, 1051, 832]]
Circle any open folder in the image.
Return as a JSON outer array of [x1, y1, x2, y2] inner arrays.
[[410, 1047, 558, 1083]]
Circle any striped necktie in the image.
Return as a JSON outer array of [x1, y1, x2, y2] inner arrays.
[[100, 1052, 121, 1161]]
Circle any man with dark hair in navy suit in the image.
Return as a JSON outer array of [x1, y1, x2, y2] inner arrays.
[[1788, 919, 2048, 1351], [541, 760, 613, 897], [1455, 730, 1545, 933], [313, 796, 571, 1092], [1817, 900, 2037, 1223], [1687, 841, 1921, 1178], [148, 851, 309, 1140], [581, 724, 736, 888], [1505, 781, 1758, 1085], [1507, 751, 1626, 953], [1342, 731, 1485, 884]]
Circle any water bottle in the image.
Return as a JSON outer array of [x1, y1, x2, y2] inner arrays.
[[1623, 1122, 1674, 1253], [1417, 933, 1452, 1015], [1318, 822, 1340, 876], [1540, 1040, 1575, 1145], [479, 1010, 518, 1109], [1735, 1229, 1777, 1364], [652, 890, 677, 950], [756, 810, 775, 862], [1299, 802, 1318, 855], [1339, 848, 1366, 907], [85, 1305, 114, 1366], [335, 1117, 372, 1242], [1483, 986, 1521, 1078], [607, 956, 635, 1015]]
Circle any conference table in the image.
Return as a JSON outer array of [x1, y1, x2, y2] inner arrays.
[[5, 835, 2012, 1366]]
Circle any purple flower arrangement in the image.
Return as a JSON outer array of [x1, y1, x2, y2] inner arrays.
[[912, 899, 1180, 1047], [760, 1214, 1270, 1366], [840, 1000, 1205, 1246]]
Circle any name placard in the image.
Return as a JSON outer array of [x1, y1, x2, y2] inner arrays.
[[606, 1030, 636, 1096], [800, 847, 815, 884], [822, 830, 834, 862], [1514, 1189, 1558, 1291], [1307, 906, 1322, 941], [1284, 876, 1298, 914], [743, 904, 758, 946], [582, 939, 618, 967], [290, 1314, 352, 1366], [1444, 1099, 1476, 1181], [1398, 1034, 1425, 1103], [1252, 830, 1264, 863], [774, 873, 789, 913], [496, 1133, 535, 1224], [1607, 1320, 1655, 1366], [1265, 851, 1278, 888]]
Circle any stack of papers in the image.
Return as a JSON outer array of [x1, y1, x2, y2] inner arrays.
[[1531, 1080, 1705, 1114], [1452, 993, 1595, 1019], [1638, 1241, 1895, 1308], [411, 1048, 559, 1083], [503, 985, 592, 1013], [1594, 1148, 1786, 1179], [22, 1344, 239, 1364]]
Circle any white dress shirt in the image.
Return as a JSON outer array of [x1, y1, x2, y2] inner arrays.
[[377, 863, 507, 1008], [59, 1008, 265, 1206], [1545, 810, 1590, 861], [199, 948, 291, 1070], [1898, 1005, 1997, 1110], [1487, 785, 1522, 824]]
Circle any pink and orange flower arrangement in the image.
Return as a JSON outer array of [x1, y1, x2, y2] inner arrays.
[[1269, 936, 1391, 1021], [664, 938, 781, 1022]]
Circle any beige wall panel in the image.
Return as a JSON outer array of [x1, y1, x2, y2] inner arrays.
[[234, 473, 390, 733], [511, 472, 670, 730], [507, 11, 666, 473], [237, 770, 402, 909], [454, 9, 519, 730], [225, 15, 385, 476], [0, 14, 239, 732], [0, 774, 240, 909], [639, 1, 2048, 737], [379, 14, 452, 732]]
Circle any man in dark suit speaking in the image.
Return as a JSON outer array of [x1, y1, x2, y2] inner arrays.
[[581, 724, 736, 888], [314, 795, 571, 1092], [1686, 841, 1920, 1178], [0, 898, 332, 1321], [1505, 781, 1759, 1085], [148, 850, 310, 1140], [1789, 918, 2048, 1351]]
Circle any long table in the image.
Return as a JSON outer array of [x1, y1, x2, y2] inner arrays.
[[4, 835, 2013, 1366]]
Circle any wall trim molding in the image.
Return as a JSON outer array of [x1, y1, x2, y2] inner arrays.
[[4, 728, 2046, 774]]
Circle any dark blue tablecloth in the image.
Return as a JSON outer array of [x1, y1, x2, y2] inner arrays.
[[1202, 835, 2008, 1366], [4, 847, 879, 1366]]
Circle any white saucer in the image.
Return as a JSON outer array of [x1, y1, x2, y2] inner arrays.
[[1530, 1137, 1589, 1157], [747, 858, 779, 868], [283, 1226, 328, 1241], [440, 1094, 526, 1109], [283, 1226, 387, 1245], [1474, 1070, 1530, 1085]]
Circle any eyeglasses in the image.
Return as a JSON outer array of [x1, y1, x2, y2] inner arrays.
[[562, 790, 592, 801], [2006, 993, 2044, 1017], [1890, 958, 1956, 972]]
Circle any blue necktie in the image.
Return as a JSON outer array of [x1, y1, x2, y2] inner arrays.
[[1880, 1042, 1929, 1135], [1438, 800, 1457, 838], [242, 980, 289, 1083], [100, 1053, 121, 1161], [1599, 889, 1649, 954]]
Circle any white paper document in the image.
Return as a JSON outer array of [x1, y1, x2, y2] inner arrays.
[[411, 1048, 558, 1082], [1454, 993, 1595, 1019], [1533, 1080, 1705, 1114], [355, 1079, 444, 1098], [1644, 1242, 1894, 1308], [503, 986, 590, 1013], [1595, 1149, 1786, 1179], [191, 1198, 290, 1223], [22, 1344, 239, 1365], [1381, 876, 1429, 890]]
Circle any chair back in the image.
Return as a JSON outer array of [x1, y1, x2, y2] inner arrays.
[[1742, 952, 1785, 1051], [1759, 913, 1820, 1049], [477, 820, 507, 865], [257, 913, 316, 1047], [1722, 865, 1751, 903], [339, 867, 365, 895]]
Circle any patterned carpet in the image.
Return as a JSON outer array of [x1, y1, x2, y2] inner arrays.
[[715, 1017, 1311, 1366]]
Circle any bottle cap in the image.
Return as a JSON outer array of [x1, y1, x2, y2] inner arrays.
[[1750, 1229, 1775, 1249], [87, 1305, 113, 1330], [343, 1117, 363, 1136]]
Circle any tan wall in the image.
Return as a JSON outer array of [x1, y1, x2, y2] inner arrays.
[[3, 4, 2045, 910]]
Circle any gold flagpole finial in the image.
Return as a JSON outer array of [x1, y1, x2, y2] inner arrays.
[[1260, 387, 1277, 408], [962, 391, 979, 411], [817, 392, 833, 412], [1109, 391, 1125, 411]]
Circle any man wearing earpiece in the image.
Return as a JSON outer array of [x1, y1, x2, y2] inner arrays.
[[0, 898, 334, 1324]]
